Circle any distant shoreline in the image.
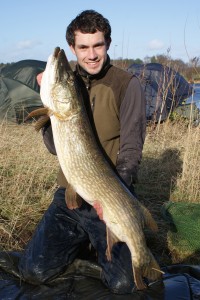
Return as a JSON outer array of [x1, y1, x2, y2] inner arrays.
[[189, 81, 200, 84]]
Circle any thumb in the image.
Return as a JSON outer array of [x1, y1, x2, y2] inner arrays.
[[37, 72, 43, 86]]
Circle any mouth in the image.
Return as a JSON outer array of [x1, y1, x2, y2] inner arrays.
[[86, 61, 100, 68]]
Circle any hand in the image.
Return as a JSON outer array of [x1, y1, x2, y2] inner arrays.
[[37, 72, 43, 86]]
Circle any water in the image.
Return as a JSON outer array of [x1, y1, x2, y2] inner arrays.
[[186, 83, 200, 109]]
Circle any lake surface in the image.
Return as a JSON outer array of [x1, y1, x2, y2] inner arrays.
[[186, 83, 200, 109]]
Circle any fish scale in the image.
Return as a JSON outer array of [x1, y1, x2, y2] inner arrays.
[[33, 47, 163, 290]]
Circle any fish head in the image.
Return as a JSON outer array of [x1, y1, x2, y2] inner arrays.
[[40, 47, 79, 119]]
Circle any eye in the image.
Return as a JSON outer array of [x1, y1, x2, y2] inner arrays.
[[95, 44, 102, 49], [66, 77, 74, 86], [79, 45, 87, 50], [95, 42, 105, 49]]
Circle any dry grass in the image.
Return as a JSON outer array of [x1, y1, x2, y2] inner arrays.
[[0, 120, 59, 250], [137, 119, 200, 204], [171, 123, 200, 202], [0, 117, 199, 266], [135, 119, 200, 265]]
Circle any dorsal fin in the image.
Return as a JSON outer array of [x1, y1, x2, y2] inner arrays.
[[139, 203, 158, 232]]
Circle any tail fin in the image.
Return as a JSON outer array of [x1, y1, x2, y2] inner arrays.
[[25, 107, 50, 131], [133, 252, 163, 290], [133, 267, 147, 290], [142, 250, 164, 282]]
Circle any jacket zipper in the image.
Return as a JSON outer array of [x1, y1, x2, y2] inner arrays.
[[91, 96, 96, 113]]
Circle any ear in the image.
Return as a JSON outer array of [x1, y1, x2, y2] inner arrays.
[[106, 38, 112, 50], [69, 45, 76, 55]]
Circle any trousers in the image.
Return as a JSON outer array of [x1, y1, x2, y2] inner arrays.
[[18, 188, 135, 293]]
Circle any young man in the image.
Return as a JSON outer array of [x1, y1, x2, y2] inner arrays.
[[19, 10, 146, 294]]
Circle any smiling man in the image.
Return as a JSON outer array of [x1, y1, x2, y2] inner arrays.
[[69, 30, 109, 75], [67, 11, 111, 75], [19, 10, 147, 294]]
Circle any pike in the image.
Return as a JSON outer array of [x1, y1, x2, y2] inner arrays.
[[29, 47, 163, 290]]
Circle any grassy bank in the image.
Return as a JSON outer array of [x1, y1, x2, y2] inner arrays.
[[0, 121, 58, 250], [135, 120, 200, 264], [0, 118, 199, 265]]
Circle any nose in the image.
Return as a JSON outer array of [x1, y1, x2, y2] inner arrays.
[[88, 47, 98, 60]]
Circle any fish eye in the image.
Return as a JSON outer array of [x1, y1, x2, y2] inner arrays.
[[66, 77, 74, 85]]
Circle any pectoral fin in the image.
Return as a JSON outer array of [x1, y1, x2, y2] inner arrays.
[[35, 115, 50, 131], [65, 184, 83, 209], [25, 107, 50, 131], [25, 107, 49, 120]]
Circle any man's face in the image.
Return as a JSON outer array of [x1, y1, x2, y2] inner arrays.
[[69, 30, 110, 75]]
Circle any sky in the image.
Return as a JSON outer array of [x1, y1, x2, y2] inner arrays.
[[1, 0, 200, 64]]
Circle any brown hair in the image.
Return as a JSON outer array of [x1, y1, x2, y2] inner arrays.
[[66, 10, 111, 47]]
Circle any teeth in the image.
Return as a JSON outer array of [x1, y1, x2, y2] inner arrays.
[[87, 61, 99, 64]]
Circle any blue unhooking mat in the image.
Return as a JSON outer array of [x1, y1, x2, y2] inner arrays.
[[1, 251, 200, 299]]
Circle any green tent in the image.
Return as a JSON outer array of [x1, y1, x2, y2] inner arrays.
[[0, 60, 46, 123]]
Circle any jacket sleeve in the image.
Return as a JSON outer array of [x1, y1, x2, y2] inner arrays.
[[116, 76, 146, 187], [42, 120, 57, 155]]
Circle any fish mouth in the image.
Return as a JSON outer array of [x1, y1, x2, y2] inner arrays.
[[53, 47, 72, 81], [53, 47, 61, 58], [53, 47, 67, 63]]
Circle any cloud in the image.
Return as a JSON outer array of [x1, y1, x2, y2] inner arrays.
[[16, 39, 42, 50], [0, 39, 44, 62], [148, 39, 164, 51]]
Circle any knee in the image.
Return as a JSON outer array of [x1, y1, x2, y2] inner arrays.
[[19, 259, 49, 284], [19, 268, 46, 285], [101, 272, 135, 294]]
